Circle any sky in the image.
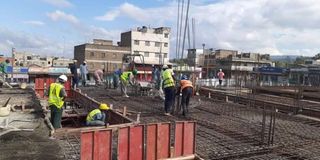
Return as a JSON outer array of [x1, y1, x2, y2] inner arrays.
[[0, 0, 320, 58]]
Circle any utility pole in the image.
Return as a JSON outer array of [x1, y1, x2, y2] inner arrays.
[[11, 47, 15, 82]]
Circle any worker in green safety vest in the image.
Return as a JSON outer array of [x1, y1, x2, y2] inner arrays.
[[0, 59, 10, 88], [48, 75, 68, 129], [120, 69, 137, 97], [161, 65, 175, 116], [86, 103, 110, 126]]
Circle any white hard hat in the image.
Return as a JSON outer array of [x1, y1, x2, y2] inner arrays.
[[83, 61, 87, 64], [163, 65, 168, 69], [58, 75, 68, 82]]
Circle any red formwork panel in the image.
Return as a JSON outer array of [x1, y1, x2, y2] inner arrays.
[[174, 122, 196, 157], [129, 125, 144, 160], [157, 123, 171, 159], [35, 78, 45, 98], [81, 132, 94, 160], [93, 130, 113, 160], [118, 125, 144, 160], [118, 127, 129, 160], [81, 129, 113, 160], [146, 124, 157, 160]]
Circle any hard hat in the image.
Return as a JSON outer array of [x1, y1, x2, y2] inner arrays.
[[181, 75, 188, 80], [83, 61, 87, 64], [132, 69, 138, 75], [73, 59, 77, 63], [219, 69, 222, 71], [99, 103, 109, 110], [162, 65, 168, 69], [5, 59, 10, 63], [58, 75, 68, 82]]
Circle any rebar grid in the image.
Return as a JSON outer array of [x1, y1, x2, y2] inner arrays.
[[59, 135, 80, 160]]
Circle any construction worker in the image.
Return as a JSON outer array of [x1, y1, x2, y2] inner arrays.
[[86, 103, 109, 126], [80, 61, 88, 86], [94, 69, 105, 85], [48, 75, 68, 129], [217, 69, 225, 87], [180, 75, 193, 116], [113, 68, 122, 89], [0, 59, 12, 88], [161, 65, 175, 115], [120, 69, 137, 97], [69, 60, 78, 89]]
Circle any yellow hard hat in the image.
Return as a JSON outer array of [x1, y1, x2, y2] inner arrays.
[[99, 103, 109, 110]]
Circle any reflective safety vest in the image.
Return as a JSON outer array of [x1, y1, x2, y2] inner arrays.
[[180, 80, 193, 92], [48, 83, 65, 108], [162, 69, 175, 88], [86, 109, 101, 122], [120, 71, 131, 82]]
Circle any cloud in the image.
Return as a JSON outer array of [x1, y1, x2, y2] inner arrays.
[[42, 0, 73, 8], [96, 1, 320, 57], [23, 20, 45, 26], [95, 2, 176, 24], [47, 10, 79, 24]]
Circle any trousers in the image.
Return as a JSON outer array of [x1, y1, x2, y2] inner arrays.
[[164, 86, 175, 113]]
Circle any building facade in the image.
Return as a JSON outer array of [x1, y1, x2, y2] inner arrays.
[[74, 39, 130, 73], [120, 26, 171, 65], [14, 52, 72, 67]]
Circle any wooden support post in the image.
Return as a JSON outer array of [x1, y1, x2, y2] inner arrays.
[[123, 106, 127, 116]]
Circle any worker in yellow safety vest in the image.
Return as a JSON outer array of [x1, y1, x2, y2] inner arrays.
[[86, 103, 110, 126], [179, 75, 193, 116], [161, 65, 175, 116], [48, 75, 68, 129], [120, 69, 137, 97]]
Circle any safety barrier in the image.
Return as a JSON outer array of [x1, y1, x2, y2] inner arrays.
[[34, 77, 72, 98], [81, 121, 197, 160]]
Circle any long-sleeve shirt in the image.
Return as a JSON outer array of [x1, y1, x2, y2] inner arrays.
[[80, 64, 88, 75]]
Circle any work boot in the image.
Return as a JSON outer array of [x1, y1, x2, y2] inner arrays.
[[164, 112, 171, 116], [123, 95, 129, 98], [182, 111, 186, 117]]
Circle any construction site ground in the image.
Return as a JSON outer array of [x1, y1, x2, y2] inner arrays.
[[82, 86, 320, 160]]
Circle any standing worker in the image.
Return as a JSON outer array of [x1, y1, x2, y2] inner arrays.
[[86, 103, 110, 126], [217, 69, 225, 87], [113, 68, 122, 89], [161, 65, 175, 116], [48, 75, 68, 129], [80, 61, 88, 87], [69, 60, 78, 89], [94, 69, 105, 86], [120, 69, 137, 97], [180, 75, 193, 116], [0, 59, 12, 88]]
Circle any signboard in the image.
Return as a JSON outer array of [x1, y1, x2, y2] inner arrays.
[[258, 67, 286, 73], [48, 67, 71, 75], [5, 66, 29, 73]]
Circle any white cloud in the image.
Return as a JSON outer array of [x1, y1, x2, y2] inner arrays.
[[23, 20, 45, 26], [43, 0, 73, 8], [95, 1, 320, 57], [47, 10, 79, 24]]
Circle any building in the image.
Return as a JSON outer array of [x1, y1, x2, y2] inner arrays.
[[14, 52, 72, 67], [202, 49, 273, 80], [120, 26, 171, 65], [74, 39, 130, 73], [187, 49, 207, 67]]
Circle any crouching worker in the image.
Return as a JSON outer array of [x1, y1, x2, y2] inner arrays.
[[86, 103, 110, 126], [180, 75, 193, 116]]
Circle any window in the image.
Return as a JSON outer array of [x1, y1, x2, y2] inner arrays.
[[134, 51, 139, 55], [145, 41, 150, 46], [27, 56, 32, 60], [90, 52, 94, 57], [164, 43, 168, 47], [164, 33, 169, 38], [155, 42, 160, 47], [144, 52, 149, 57], [134, 40, 139, 45], [155, 52, 160, 58], [102, 53, 105, 58], [163, 53, 168, 58]]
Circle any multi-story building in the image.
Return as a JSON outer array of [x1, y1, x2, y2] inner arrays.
[[120, 26, 171, 65], [14, 52, 72, 67], [74, 39, 130, 73], [202, 49, 273, 79]]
